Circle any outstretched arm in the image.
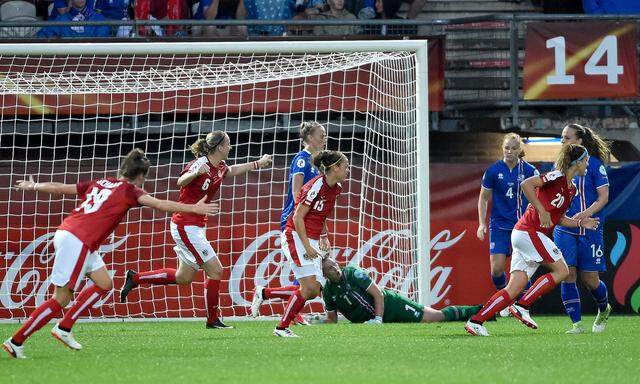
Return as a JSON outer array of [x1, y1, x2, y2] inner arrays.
[[15, 175, 77, 195], [138, 195, 219, 215], [365, 283, 385, 323], [226, 154, 273, 178]]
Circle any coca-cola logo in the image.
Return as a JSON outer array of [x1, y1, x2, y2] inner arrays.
[[1, 233, 127, 309]]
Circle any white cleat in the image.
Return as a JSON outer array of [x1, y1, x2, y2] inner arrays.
[[592, 304, 612, 333], [273, 327, 299, 338], [465, 320, 489, 336], [250, 285, 265, 318], [565, 322, 586, 334], [509, 304, 538, 330], [498, 307, 511, 318], [51, 324, 82, 350], [2, 338, 26, 359]]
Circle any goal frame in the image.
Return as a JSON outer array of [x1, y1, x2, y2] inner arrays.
[[1, 40, 431, 306]]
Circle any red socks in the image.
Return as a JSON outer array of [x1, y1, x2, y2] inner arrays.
[[134, 269, 177, 285], [12, 298, 63, 345], [205, 279, 220, 324], [59, 285, 109, 330], [264, 285, 298, 300], [470, 290, 511, 324], [277, 290, 306, 329], [518, 273, 557, 308]]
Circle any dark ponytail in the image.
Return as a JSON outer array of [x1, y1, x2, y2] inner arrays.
[[190, 131, 226, 157], [119, 148, 150, 179], [565, 124, 611, 164], [313, 150, 346, 174]]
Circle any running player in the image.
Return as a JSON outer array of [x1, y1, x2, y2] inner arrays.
[[119, 131, 272, 329], [321, 258, 482, 324], [465, 144, 599, 336], [3, 149, 218, 358], [478, 133, 538, 299], [251, 121, 327, 324], [272, 150, 348, 337], [554, 124, 612, 333]]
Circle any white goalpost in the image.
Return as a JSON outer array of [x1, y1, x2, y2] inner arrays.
[[0, 40, 430, 322]]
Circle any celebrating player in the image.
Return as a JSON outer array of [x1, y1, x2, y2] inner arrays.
[[271, 150, 348, 337], [119, 131, 272, 329], [554, 124, 612, 333], [465, 144, 599, 336], [250, 121, 327, 325], [477, 133, 538, 302], [320, 258, 482, 324], [3, 149, 219, 359]]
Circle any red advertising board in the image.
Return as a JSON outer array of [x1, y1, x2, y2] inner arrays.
[[523, 22, 638, 100]]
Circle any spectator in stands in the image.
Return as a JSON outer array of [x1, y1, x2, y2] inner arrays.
[[367, 0, 425, 35], [311, 0, 359, 36], [236, 0, 295, 36], [582, 0, 640, 13], [49, 0, 131, 36], [193, 0, 244, 36], [38, 0, 111, 37]]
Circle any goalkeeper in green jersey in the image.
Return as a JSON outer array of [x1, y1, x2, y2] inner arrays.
[[321, 258, 481, 324]]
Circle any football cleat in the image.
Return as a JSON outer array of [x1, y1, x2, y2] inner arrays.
[[498, 307, 511, 318], [2, 338, 26, 359], [206, 318, 235, 329], [509, 304, 538, 329], [592, 304, 612, 333], [464, 320, 489, 336], [250, 285, 264, 318], [565, 322, 586, 334], [119, 269, 138, 303], [273, 327, 299, 338], [293, 313, 310, 326], [51, 324, 82, 350]]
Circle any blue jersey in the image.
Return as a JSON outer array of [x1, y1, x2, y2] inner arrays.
[[280, 150, 319, 229], [556, 156, 609, 236], [481, 159, 539, 230]]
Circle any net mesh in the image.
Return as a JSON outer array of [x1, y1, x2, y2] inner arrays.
[[0, 47, 423, 320]]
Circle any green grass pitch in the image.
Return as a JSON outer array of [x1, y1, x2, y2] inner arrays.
[[1, 316, 638, 384]]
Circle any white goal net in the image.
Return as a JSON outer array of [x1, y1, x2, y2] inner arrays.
[[0, 41, 429, 321]]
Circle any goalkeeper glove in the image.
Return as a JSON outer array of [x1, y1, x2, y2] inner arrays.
[[365, 316, 383, 324]]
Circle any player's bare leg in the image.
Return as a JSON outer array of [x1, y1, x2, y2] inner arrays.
[[202, 258, 233, 329], [490, 253, 511, 317], [274, 275, 320, 337], [581, 271, 611, 333], [511, 259, 569, 330], [53, 267, 113, 350]]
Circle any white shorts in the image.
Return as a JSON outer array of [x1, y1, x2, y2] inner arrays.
[[170, 222, 217, 270], [50, 230, 105, 291], [281, 230, 325, 284], [510, 229, 564, 279]]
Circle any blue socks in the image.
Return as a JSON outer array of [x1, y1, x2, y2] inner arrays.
[[491, 273, 507, 290], [590, 281, 609, 312], [561, 282, 582, 323]]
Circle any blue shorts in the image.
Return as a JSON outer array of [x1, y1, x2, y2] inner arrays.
[[489, 227, 512, 256], [553, 228, 606, 272]]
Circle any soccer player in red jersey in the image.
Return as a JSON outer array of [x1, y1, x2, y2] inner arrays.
[[2, 149, 218, 359], [465, 144, 600, 336], [119, 131, 272, 329], [272, 150, 349, 337]]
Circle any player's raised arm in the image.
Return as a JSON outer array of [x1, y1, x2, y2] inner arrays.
[[137, 195, 219, 216], [226, 154, 273, 178], [15, 175, 78, 195]]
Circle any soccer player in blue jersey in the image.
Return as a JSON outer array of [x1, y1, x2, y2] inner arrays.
[[250, 121, 327, 323], [477, 133, 539, 304], [554, 124, 612, 333]]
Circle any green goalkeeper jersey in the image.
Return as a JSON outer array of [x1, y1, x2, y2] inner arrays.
[[323, 266, 377, 323]]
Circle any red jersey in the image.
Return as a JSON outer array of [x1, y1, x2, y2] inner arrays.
[[171, 157, 229, 227], [514, 170, 577, 236], [285, 175, 342, 240], [58, 177, 147, 252]]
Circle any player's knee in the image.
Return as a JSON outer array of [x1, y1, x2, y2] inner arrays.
[[53, 286, 73, 307], [555, 264, 570, 282], [97, 280, 114, 291], [580, 272, 600, 290], [175, 274, 192, 285], [565, 267, 577, 283], [300, 284, 320, 300]]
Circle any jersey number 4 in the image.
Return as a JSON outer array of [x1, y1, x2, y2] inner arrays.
[[506, 187, 513, 199], [550, 193, 565, 208], [76, 187, 113, 214]]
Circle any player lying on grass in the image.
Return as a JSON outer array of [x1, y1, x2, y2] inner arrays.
[[3, 149, 218, 359], [320, 258, 482, 324], [465, 144, 600, 337]]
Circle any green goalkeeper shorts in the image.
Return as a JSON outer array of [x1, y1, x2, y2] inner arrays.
[[382, 291, 424, 323]]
